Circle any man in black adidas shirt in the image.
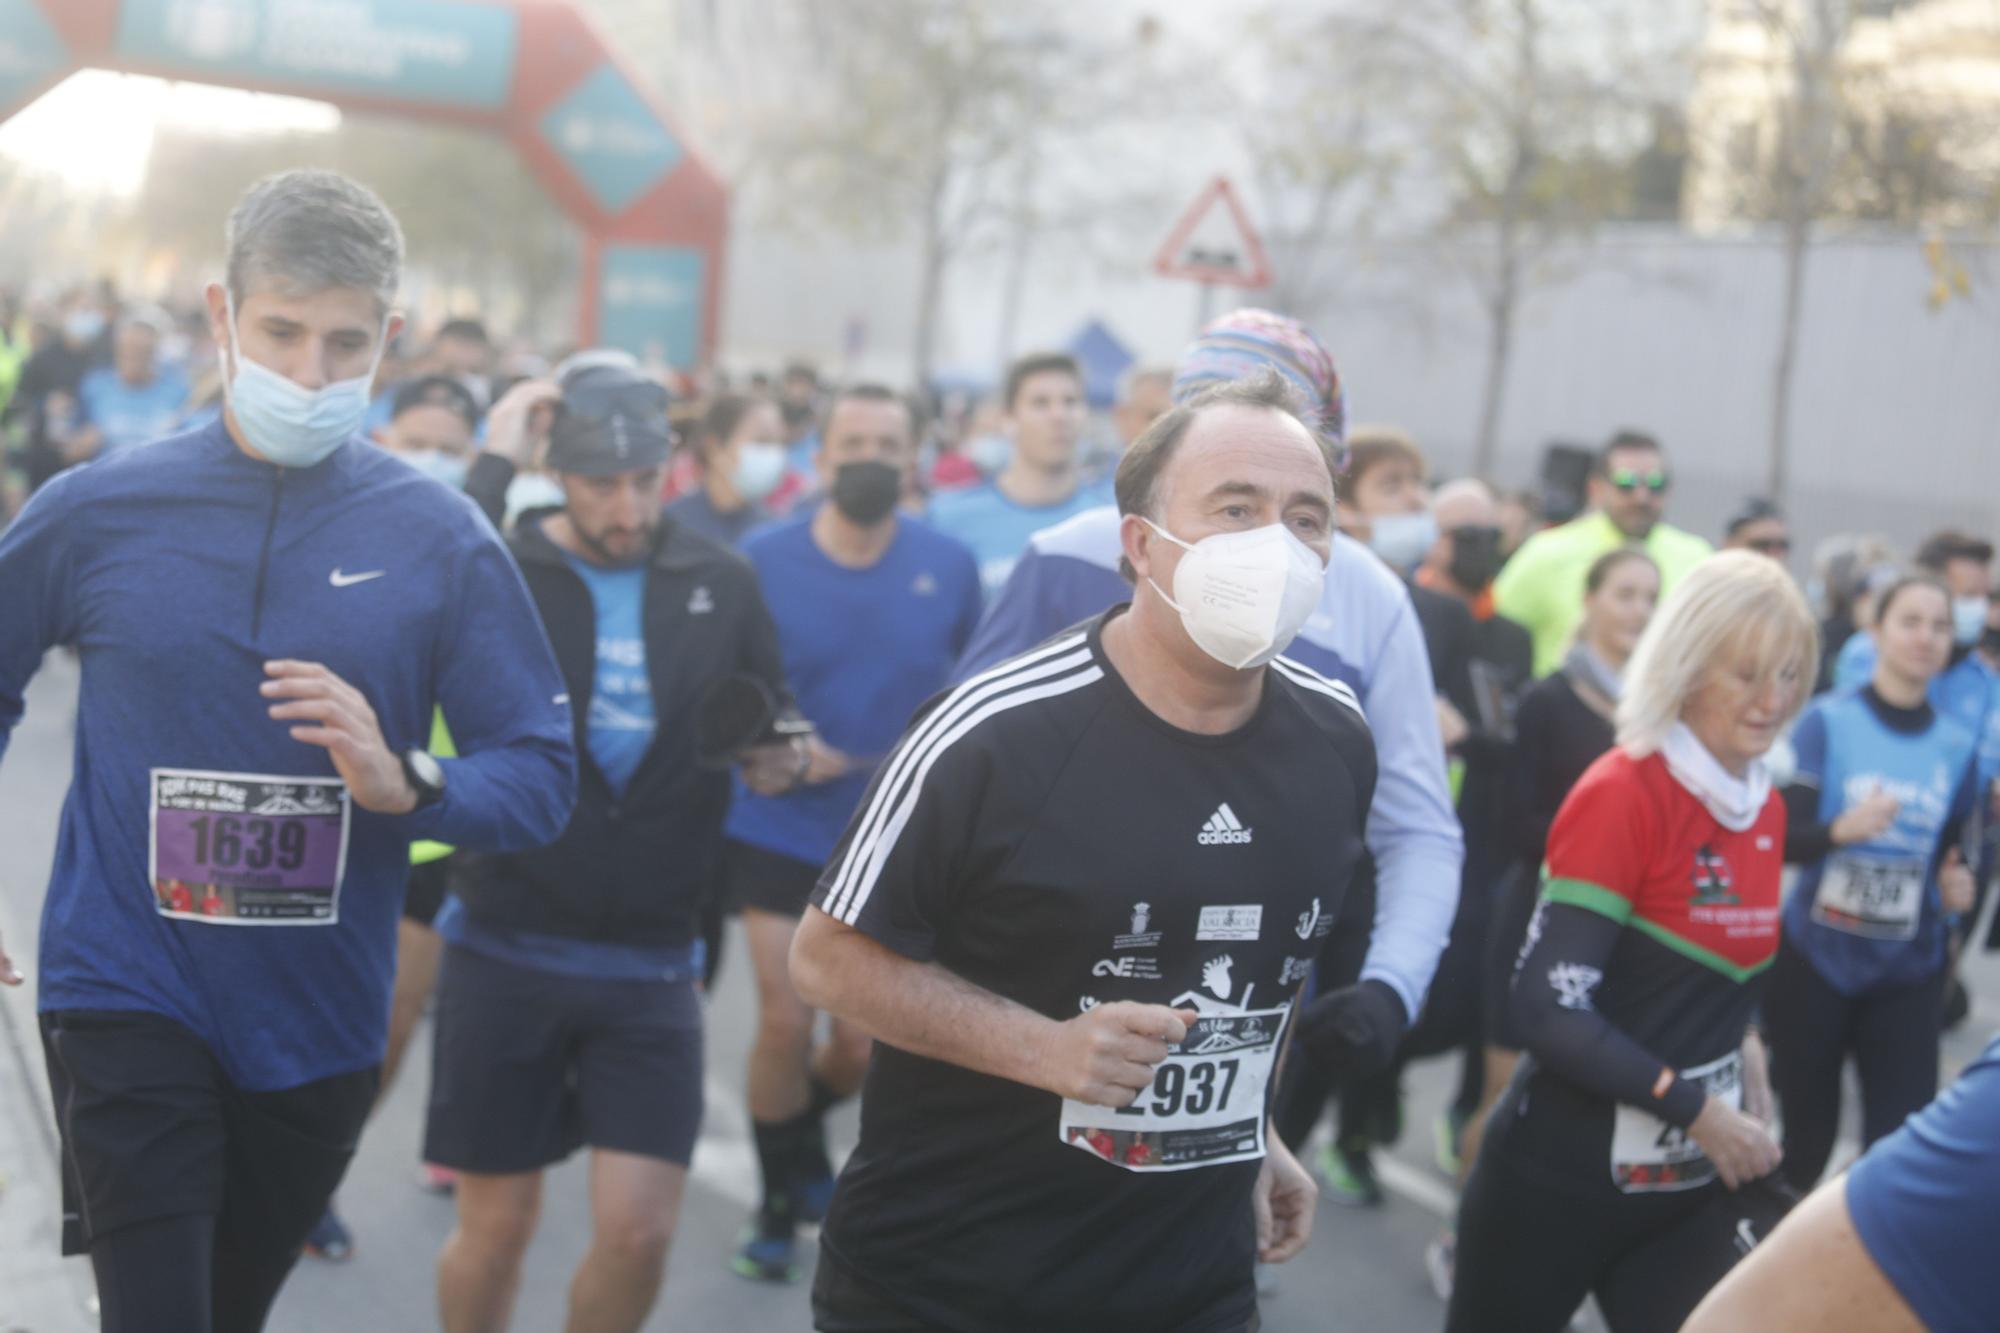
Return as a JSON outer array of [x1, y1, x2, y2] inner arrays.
[[791, 371, 1378, 1333]]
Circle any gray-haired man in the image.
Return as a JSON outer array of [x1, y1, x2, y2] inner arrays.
[[0, 169, 576, 1331]]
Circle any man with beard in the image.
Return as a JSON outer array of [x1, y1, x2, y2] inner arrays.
[[428, 363, 800, 1332]]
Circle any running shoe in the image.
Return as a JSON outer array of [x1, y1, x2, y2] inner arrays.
[[1425, 1233, 1455, 1303], [303, 1205, 354, 1262], [417, 1163, 458, 1195], [730, 1220, 799, 1284], [1317, 1144, 1384, 1207]]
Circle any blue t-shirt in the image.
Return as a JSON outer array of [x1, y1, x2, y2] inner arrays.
[[927, 476, 1115, 596], [724, 515, 981, 866], [562, 554, 655, 796], [77, 365, 190, 455], [1837, 638, 1997, 756], [1847, 1034, 2000, 1333], [1784, 690, 1979, 995]]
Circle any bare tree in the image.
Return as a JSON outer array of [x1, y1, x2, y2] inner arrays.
[[1750, 0, 1847, 504], [739, 0, 1141, 386], [1253, 0, 1681, 478], [1689, 0, 2000, 500]]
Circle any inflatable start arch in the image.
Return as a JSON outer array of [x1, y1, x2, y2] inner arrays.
[[0, 0, 728, 367]]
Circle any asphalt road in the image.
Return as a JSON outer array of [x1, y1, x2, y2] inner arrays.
[[5, 652, 1998, 1332]]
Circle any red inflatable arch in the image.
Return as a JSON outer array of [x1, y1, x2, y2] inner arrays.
[[0, 0, 728, 368]]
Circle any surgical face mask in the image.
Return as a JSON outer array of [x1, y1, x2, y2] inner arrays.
[[730, 441, 788, 503], [1143, 519, 1328, 670], [1368, 509, 1438, 573], [222, 292, 386, 468], [830, 458, 903, 527], [402, 448, 468, 490], [966, 433, 1012, 475], [63, 310, 104, 346], [1952, 595, 1991, 646]]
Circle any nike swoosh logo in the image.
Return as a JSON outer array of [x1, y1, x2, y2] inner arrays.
[[329, 568, 387, 587]]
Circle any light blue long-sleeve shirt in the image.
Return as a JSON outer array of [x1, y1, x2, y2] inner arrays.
[[952, 506, 1463, 1018]]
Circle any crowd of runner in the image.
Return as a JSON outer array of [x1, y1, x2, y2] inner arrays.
[[2, 169, 1998, 1333]]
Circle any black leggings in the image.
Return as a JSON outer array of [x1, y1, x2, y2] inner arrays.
[[1448, 1145, 1792, 1333], [89, 1208, 305, 1333], [1762, 933, 1944, 1192], [92, 1214, 213, 1333]]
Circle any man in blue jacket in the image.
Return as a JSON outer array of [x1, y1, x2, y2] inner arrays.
[[0, 170, 575, 1333]]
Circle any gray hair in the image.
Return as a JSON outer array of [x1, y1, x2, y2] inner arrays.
[[1616, 550, 1819, 757], [225, 170, 404, 313]]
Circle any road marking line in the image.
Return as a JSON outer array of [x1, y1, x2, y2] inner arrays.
[[1372, 1153, 1458, 1220]]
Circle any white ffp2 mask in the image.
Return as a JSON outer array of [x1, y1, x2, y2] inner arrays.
[[1143, 519, 1328, 670]]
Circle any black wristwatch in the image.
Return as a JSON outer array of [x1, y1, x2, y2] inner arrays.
[[401, 748, 446, 810]]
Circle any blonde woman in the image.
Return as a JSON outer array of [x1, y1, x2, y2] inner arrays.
[[1447, 552, 1817, 1333]]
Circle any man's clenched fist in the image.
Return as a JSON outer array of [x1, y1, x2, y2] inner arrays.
[[1041, 1001, 1198, 1107]]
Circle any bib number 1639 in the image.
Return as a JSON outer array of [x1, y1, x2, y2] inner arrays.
[[188, 815, 309, 872]]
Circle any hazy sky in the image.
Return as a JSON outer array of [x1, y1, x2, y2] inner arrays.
[[0, 71, 337, 194]]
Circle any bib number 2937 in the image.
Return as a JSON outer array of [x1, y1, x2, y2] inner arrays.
[[148, 768, 350, 924], [1059, 1006, 1285, 1172]]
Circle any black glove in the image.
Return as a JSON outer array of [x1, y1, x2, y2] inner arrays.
[[1294, 979, 1409, 1082]]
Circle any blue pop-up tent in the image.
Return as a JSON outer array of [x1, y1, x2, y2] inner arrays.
[[1066, 319, 1135, 409]]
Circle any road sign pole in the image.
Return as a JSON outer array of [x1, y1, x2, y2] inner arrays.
[[1196, 280, 1218, 331]]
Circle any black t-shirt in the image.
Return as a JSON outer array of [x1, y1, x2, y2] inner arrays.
[[812, 609, 1377, 1333]]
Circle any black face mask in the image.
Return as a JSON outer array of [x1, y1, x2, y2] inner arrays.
[[830, 459, 902, 527], [1448, 525, 1505, 593]]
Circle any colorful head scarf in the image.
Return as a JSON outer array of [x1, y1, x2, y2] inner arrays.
[[1171, 308, 1347, 467]]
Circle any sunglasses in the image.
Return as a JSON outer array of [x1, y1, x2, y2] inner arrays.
[[563, 378, 669, 423], [1609, 469, 1669, 494], [1746, 536, 1791, 556]]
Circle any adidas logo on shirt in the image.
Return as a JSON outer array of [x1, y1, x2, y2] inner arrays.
[[1197, 803, 1253, 846]]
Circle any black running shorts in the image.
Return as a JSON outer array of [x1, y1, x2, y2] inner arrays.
[[423, 943, 704, 1172]]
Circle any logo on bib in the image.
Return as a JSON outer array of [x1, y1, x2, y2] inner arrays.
[[1197, 803, 1252, 845], [1691, 845, 1739, 907]]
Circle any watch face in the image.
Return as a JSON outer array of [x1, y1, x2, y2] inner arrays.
[[409, 749, 445, 790]]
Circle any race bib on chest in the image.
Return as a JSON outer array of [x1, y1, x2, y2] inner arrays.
[[1813, 852, 1924, 941], [1059, 1006, 1287, 1172], [148, 768, 350, 925], [1611, 1050, 1742, 1192]]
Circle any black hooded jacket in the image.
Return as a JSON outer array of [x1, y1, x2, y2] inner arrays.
[[453, 502, 792, 945]]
